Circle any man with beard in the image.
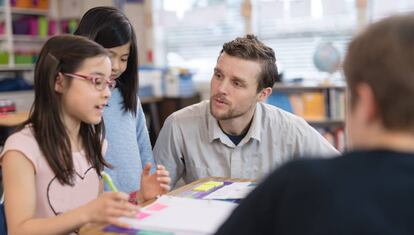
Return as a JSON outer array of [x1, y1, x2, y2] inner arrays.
[[154, 35, 338, 188]]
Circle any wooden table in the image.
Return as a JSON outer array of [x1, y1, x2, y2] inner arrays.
[[0, 112, 29, 127], [79, 177, 253, 235]]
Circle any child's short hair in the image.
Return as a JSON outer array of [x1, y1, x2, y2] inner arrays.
[[344, 14, 414, 132], [220, 34, 279, 92]]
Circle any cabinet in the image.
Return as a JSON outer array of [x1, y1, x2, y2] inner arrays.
[[267, 83, 347, 151], [0, 0, 84, 70], [0, 0, 60, 69], [0, 0, 97, 114]]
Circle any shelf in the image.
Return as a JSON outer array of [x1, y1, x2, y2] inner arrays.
[[13, 34, 48, 42], [305, 119, 345, 127], [273, 83, 346, 92], [0, 65, 34, 71], [0, 90, 34, 113], [11, 7, 49, 16]]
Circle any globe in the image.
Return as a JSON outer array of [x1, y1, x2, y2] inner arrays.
[[313, 42, 341, 74]]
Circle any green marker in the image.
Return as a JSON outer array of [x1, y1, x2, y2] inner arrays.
[[101, 171, 118, 192]]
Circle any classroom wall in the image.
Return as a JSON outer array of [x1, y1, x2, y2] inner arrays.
[[124, 2, 148, 66]]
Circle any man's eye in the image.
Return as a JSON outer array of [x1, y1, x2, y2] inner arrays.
[[233, 81, 242, 87]]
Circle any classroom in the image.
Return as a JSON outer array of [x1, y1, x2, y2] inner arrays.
[[0, 0, 414, 234]]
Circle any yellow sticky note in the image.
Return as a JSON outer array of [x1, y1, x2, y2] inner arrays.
[[193, 181, 223, 192], [204, 181, 224, 187], [193, 184, 215, 192]]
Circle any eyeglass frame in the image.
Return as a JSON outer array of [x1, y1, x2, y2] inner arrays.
[[63, 73, 116, 91]]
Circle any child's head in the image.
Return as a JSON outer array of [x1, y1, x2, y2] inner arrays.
[[75, 6, 138, 114], [34, 34, 112, 124], [344, 14, 414, 146], [29, 34, 111, 185]]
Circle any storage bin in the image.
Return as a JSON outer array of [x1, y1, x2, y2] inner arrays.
[[28, 17, 38, 36], [36, 0, 48, 9], [0, 21, 5, 34], [14, 53, 33, 64], [38, 16, 47, 37], [14, 0, 33, 8], [0, 52, 9, 65], [13, 18, 30, 35], [48, 19, 56, 35]]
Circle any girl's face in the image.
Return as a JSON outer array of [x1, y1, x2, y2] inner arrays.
[[55, 55, 112, 128], [107, 42, 131, 80]]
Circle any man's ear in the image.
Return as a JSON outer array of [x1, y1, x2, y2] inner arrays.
[[356, 83, 378, 124], [257, 87, 272, 102], [55, 72, 65, 93]]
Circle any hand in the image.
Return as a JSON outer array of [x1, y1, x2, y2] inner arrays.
[[140, 163, 171, 201], [82, 192, 139, 228]]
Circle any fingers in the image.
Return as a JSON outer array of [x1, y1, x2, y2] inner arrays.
[[155, 165, 171, 193], [102, 192, 140, 216], [160, 184, 170, 193], [156, 164, 166, 170], [156, 169, 169, 176], [105, 205, 138, 218], [106, 191, 130, 201], [155, 165, 169, 177], [108, 217, 132, 228], [142, 162, 152, 176], [156, 176, 170, 184], [111, 199, 139, 213], [155, 165, 171, 185]]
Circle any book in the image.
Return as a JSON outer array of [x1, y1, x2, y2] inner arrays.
[[118, 196, 237, 235], [302, 92, 325, 120]]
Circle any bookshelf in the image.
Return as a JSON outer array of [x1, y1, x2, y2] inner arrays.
[[267, 83, 347, 151]]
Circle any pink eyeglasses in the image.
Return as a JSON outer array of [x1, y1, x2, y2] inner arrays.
[[63, 73, 116, 91]]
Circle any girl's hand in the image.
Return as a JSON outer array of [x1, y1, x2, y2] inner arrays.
[[82, 192, 139, 227], [140, 163, 171, 201]]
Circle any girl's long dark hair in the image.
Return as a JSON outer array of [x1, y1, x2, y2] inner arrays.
[[75, 6, 138, 114], [20, 35, 110, 185]]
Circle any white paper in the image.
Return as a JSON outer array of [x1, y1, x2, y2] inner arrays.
[[203, 182, 255, 200], [119, 196, 237, 235]]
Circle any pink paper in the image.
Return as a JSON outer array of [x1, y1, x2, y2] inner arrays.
[[136, 212, 150, 220], [146, 203, 168, 211]]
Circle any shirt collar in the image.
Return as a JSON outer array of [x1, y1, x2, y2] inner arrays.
[[208, 102, 263, 147]]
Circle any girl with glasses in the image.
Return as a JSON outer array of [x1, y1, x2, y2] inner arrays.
[[0, 35, 169, 234], [74, 7, 171, 203]]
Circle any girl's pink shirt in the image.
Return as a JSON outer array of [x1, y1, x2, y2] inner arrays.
[[0, 126, 101, 218]]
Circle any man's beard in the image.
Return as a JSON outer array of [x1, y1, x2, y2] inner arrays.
[[210, 96, 245, 120]]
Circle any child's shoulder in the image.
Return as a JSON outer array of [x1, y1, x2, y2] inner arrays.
[[7, 125, 36, 143], [2, 125, 39, 156]]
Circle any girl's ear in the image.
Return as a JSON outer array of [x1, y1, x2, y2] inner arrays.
[[55, 72, 65, 93]]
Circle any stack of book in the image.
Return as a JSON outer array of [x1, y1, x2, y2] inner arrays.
[[0, 99, 16, 116]]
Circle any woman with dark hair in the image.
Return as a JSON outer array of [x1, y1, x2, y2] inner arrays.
[[75, 7, 170, 202]]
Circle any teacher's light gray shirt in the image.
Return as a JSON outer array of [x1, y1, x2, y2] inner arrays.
[[154, 100, 339, 187]]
